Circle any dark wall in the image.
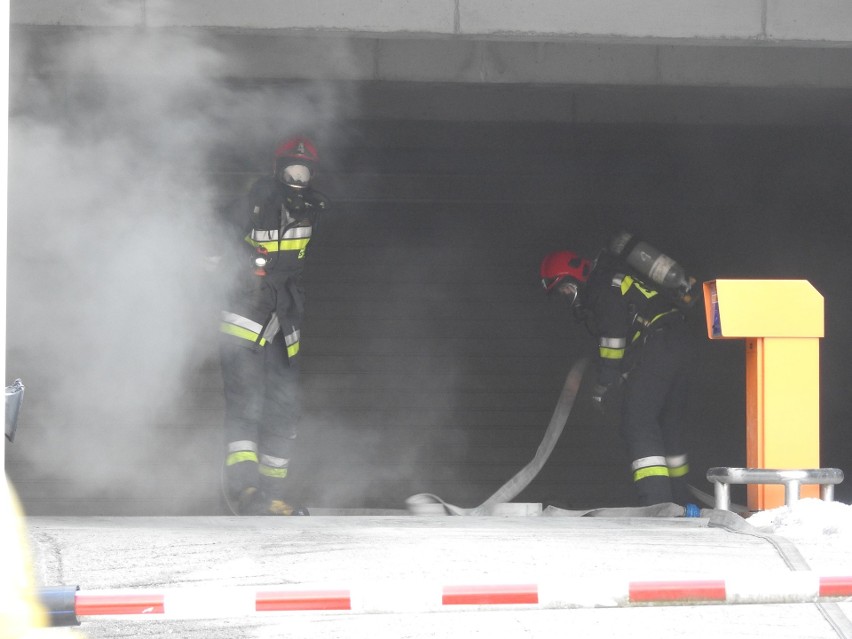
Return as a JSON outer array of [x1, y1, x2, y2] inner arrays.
[[7, 116, 852, 514], [292, 119, 852, 510]]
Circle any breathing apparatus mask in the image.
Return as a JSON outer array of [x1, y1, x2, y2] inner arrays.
[[279, 163, 312, 189]]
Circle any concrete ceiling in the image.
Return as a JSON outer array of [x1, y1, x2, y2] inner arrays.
[[10, 1, 852, 125]]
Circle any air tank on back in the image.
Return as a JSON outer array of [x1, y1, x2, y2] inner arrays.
[[608, 231, 697, 306]]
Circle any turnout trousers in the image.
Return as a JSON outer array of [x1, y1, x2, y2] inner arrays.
[[619, 320, 695, 506], [219, 272, 304, 500]]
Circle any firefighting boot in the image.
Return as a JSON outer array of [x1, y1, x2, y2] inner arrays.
[[248, 474, 310, 516], [238, 492, 310, 516], [222, 454, 260, 516]]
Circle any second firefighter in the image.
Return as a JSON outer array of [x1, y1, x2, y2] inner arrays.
[[540, 237, 698, 507]]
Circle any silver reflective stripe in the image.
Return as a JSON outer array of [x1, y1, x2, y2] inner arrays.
[[611, 275, 624, 287], [283, 327, 300, 347], [600, 336, 627, 349], [666, 454, 688, 468], [260, 313, 281, 343], [250, 226, 313, 241], [222, 312, 264, 335], [228, 440, 258, 453], [282, 226, 312, 239], [260, 453, 289, 469], [632, 455, 667, 471], [250, 228, 279, 241]]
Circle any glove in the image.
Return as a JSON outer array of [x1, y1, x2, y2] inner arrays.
[[591, 377, 625, 416], [590, 384, 612, 415]]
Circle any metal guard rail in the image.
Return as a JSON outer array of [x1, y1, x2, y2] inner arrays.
[[706, 467, 844, 511]]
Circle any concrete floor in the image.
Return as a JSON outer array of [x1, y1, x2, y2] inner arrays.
[[25, 507, 852, 638]]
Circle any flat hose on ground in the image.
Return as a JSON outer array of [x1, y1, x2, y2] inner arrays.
[[406, 358, 588, 515], [707, 509, 852, 639]]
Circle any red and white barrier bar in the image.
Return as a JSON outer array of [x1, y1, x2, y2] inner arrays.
[[61, 573, 852, 619]]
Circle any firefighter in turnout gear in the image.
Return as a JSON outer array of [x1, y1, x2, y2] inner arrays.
[[219, 135, 328, 515], [540, 240, 697, 507]]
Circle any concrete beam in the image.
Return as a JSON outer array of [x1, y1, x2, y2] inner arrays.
[[12, 27, 852, 90], [12, 0, 852, 45], [10, 1, 852, 124]]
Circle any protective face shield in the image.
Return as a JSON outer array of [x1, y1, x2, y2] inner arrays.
[[544, 277, 585, 311], [555, 278, 580, 306], [280, 164, 312, 188]]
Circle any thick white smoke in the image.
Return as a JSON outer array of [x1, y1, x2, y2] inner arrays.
[[7, 19, 352, 511]]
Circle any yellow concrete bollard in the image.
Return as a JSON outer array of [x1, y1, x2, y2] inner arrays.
[[703, 279, 824, 510]]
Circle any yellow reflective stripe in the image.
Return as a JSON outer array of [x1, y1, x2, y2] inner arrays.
[[256, 240, 279, 252], [634, 466, 670, 481], [244, 235, 268, 249], [220, 323, 267, 346], [287, 341, 300, 358], [599, 347, 624, 360], [226, 451, 258, 466], [279, 238, 310, 251], [669, 463, 690, 478], [259, 465, 289, 479], [621, 274, 657, 299], [649, 310, 677, 326], [244, 237, 310, 253]]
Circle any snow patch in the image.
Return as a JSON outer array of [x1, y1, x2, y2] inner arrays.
[[747, 498, 852, 537]]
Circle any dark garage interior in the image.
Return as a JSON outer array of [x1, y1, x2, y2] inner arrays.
[[6, 35, 852, 514]]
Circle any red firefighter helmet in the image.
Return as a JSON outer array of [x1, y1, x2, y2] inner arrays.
[[273, 136, 319, 187], [540, 250, 592, 294], [274, 136, 319, 166]]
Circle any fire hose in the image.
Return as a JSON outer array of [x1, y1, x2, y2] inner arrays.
[[406, 358, 588, 515]]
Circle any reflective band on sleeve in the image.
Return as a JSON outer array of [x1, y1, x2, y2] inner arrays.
[[600, 337, 627, 349], [226, 451, 258, 466], [599, 347, 624, 360]]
